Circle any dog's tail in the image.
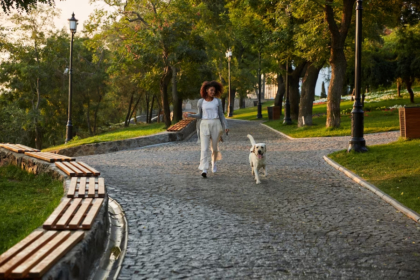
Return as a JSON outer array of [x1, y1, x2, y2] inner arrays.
[[247, 134, 256, 146]]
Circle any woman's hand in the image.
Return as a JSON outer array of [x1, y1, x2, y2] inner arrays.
[[225, 129, 229, 134], [183, 112, 190, 119]]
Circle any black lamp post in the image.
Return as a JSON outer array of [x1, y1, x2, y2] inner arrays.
[[283, 59, 292, 124], [257, 51, 263, 119], [348, 0, 367, 152], [65, 13, 78, 143], [226, 48, 233, 117], [283, 5, 292, 125]]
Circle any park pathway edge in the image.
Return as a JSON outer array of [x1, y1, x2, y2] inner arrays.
[[323, 155, 420, 223]]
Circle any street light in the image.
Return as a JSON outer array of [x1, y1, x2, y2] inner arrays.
[[226, 48, 233, 117], [283, 5, 292, 125], [348, 0, 368, 152], [257, 51, 263, 119], [65, 13, 78, 143], [283, 59, 292, 124]]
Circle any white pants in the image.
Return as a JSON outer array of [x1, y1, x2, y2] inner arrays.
[[199, 119, 223, 171]]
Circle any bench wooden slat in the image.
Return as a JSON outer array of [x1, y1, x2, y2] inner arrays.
[[78, 178, 87, 197], [62, 162, 83, 177], [55, 162, 75, 177], [28, 232, 84, 278], [0, 231, 58, 278], [24, 152, 55, 163], [0, 231, 43, 267], [14, 144, 39, 152], [56, 198, 82, 229], [77, 162, 100, 176], [1, 144, 24, 153], [10, 232, 71, 278], [69, 199, 92, 229], [98, 178, 105, 198], [72, 162, 92, 176], [42, 152, 64, 161], [88, 178, 96, 198], [67, 178, 78, 198], [43, 198, 71, 230], [82, 199, 103, 229]]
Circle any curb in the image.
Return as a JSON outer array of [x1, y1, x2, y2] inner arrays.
[[260, 123, 294, 140], [92, 196, 128, 280], [323, 155, 420, 223]]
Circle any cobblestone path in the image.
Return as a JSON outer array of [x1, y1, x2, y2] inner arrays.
[[80, 120, 420, 279]]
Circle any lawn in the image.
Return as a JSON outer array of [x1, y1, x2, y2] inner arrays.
[[229, 101, 274, 120], [44, 122, 166, 152], [0, 165, 63, 254], [329, 139, 420, 214], [231, 90, 419, 138]]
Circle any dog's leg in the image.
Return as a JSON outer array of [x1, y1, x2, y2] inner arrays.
[[254, 166, 261, 184], [263, 165, 267, 177]]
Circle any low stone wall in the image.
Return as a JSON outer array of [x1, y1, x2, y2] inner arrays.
[[0, 148, 109, 280], [50, 119, 197, 157]]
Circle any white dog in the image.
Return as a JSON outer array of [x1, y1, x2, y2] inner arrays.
[[247, 134, 267, 184]]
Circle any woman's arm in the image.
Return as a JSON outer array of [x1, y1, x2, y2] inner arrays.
[[185, 99, 203, 119], [218, 98, 228, 129]]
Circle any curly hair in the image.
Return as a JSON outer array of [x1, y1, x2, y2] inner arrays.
[[200, 81, 223, 99]]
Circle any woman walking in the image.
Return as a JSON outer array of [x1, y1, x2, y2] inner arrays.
[[184, 81, 229, 178]]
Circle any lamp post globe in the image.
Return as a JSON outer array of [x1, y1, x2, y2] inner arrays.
[[226, 49, 233, 117], [65, 13, 78, 143]]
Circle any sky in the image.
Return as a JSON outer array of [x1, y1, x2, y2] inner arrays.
[[53, 0, 115, 32]]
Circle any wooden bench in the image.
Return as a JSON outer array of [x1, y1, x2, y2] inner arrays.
[[0, 231, 84, 279], [25, 152, 75, 163], [0, 144, 40, 153], [55, 161, 100, 177], [167, 118, 195, 132], [43, 198, 104, 230], [67, 177, 106, 198]]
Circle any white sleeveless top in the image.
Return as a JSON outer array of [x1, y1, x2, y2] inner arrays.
[[202, 98, 219, 119]]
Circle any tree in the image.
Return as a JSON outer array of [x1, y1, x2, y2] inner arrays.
[[321, 81, 327, 98], [1, 0, 54, 14]]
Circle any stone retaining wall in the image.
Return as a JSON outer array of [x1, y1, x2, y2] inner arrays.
[[0, 148, 109, 280], [51, 120, 197, 157]]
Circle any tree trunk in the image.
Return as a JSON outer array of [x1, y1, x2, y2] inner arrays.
[[221, 97, 226, 113], [129, 94, 142, 124], [230, 88, 236, 112], [145, 94, 149, 124], [298, 63, 322, 127], [325, 0, 355, 128], [93, 88, 102, 134], [239, 96, 245, 109], [35, 125, 42, 150], [171, 66, 182, 123], [326, 50, 347, 127], [160, 65, 173, 128], [397, 79, 402, 97], [86, 98, 93, 135], [405, 79, 415, 103], [125, 92, 134, 127], [290, 62, 307, 120], [274, 74, 285, 114], [149, 95, 155, 123]]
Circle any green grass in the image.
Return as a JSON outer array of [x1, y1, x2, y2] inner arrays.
[[232, 96, 417, 138], [0, 165, 63, 254], [229, 101, 274, 120], [44, 122, 166, 152], [329, 139, 420, 214]]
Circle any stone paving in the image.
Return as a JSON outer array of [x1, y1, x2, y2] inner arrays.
[[80, 120, 420, 279]]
